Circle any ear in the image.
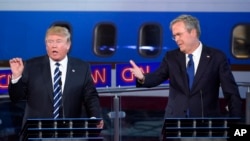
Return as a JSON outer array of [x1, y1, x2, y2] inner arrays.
[[66, 42, 71, 50], [67, 46, 71, 51], [191, 29, 198, 37]]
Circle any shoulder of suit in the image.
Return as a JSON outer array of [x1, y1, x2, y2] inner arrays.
[[25, 55, 47, 64], [166, 48, 180, 55], [68, 56, 89, 66], [202, 45, 225, 56], [165, 48, 185, 58]]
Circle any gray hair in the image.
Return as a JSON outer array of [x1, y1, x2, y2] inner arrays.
[[170, 14, 201, 38]]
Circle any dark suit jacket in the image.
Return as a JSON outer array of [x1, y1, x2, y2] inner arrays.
[[137, 45, 242, 118], [8, 55, 102, 126]]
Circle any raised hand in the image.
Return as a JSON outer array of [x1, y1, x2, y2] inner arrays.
[[9, 58, 24, 79], [129, 60, 144, 80]]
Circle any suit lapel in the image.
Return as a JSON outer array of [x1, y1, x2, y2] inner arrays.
[[192, 47, 211, 92], [63, 58, 74, 103], [177, 51, 190, 92], [42, 56, 54, 103]]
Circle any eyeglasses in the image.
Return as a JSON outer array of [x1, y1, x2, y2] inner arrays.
[[172, 31, 187, 40]]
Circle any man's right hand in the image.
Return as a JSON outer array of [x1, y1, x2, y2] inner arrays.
[[9, 58, 24, 79]]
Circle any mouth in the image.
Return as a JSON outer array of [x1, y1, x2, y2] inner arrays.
[[52, 50, 58, 53]]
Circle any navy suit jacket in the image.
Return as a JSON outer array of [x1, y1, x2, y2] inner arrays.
[[8, 55, 102, 125], [137, 45, 242, 118]]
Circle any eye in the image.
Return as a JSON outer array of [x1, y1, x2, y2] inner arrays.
[[56, 40, 63, 44], [172, 31, 187, 40], [47, 40, 54, 44]]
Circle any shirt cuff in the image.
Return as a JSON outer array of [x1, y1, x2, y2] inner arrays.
[[137, 76, 145, 84], [11, 75, 22, 84]]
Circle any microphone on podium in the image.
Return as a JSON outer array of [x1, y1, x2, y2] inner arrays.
[[58, 72, 65, 120], [200, 90, 204, 122]]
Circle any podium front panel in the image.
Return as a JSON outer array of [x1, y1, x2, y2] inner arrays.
[[162, 117, 241, 140], [21, 118, 103, 141]]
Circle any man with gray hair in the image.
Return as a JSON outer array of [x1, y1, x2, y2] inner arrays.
[[129, 14, 242, 141]]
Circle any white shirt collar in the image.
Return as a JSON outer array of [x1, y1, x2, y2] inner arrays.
[[186, 41, 202, 58], [49, 56, 68, 69], [186, 42, 202, 74]]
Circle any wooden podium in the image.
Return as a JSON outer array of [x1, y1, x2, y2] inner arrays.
[[161, 117, 241, 140], [20, 118, 103, 141]]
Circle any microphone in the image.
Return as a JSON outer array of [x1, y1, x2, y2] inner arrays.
[[59, 80, 62, 86], [59, 71, 62, 86], [200, 90, 204, 122], [58, 71, 65, 120]]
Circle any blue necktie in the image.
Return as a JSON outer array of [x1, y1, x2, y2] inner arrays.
[[187, 54, 194, 89], [53, 62, 62, 119]]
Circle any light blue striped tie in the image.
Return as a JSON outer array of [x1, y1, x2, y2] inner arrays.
[[53, 62, 62, 119]]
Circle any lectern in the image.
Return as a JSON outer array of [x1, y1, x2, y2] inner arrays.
[[161, 117, 241, 140], [20, 118, 103, 141]]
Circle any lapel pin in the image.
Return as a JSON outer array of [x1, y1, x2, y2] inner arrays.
[[72, 69, 75, 72], [207, 55, 210, 58]]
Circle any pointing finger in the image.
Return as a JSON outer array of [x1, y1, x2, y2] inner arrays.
[[129, 60, 138, 68]]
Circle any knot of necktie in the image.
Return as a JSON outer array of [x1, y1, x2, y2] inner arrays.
[[55, 62, 60, 67], [187, 54, 193, 67]]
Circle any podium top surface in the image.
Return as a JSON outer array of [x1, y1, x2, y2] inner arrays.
[[164, 117, 241, 120], [26, 118, 103, 121]]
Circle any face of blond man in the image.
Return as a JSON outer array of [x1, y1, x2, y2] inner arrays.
[[45, 34, 71, 61]]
